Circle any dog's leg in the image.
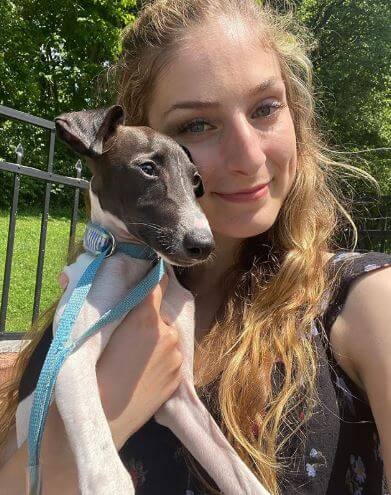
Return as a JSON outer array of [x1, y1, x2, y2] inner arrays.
[[156, 276, 271, 495], [155, 380, 270, 495], [48, 254, 146, 494], [54, 323, 135, 495]]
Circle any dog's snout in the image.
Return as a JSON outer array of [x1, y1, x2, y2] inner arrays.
[[183, 230, 214, 259]]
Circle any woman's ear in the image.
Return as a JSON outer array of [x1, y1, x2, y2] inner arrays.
[[54, 105, 124, 157]]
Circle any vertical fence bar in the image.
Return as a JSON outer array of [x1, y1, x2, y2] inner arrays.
[[381, 217, 388, 253], [67, 160, 83, 262], [0, 145, 23, 333], [32, 129, 55, 322]]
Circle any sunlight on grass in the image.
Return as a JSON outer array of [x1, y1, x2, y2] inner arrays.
[[0, 210, 85, 333]]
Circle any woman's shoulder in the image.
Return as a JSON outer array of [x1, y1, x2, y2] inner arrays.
[[322, 249, 391, 393], [323, 250, 391, 330]]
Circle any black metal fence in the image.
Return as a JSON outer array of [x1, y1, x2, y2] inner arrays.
[[0, 106, 390, 340], [0, 105, 89, 340], [357, 212, 391, 253], [354, 193, 391, 253]]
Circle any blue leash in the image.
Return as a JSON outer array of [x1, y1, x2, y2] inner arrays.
[[27, 223, 165, 494]]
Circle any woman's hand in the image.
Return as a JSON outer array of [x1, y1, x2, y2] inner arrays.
[[95, 273, 184, 450]]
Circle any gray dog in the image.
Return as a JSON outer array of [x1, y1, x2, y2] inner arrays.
[[15, 105, 271, 495]]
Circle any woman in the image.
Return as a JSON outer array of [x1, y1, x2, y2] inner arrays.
[[1, 0, 390, 493]]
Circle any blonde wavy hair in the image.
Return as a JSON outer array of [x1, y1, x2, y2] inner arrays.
[[0, 0, 377, 492]]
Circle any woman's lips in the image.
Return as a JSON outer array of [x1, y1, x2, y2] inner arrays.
[[215, 182, 270, 203]]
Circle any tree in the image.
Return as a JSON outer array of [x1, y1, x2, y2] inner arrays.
[[296, 0, 391, 194], [0, 0, 137, 208]]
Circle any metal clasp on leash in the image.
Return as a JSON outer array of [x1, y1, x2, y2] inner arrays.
[[104, 230, 116, 258], [83, 222, 117, 258]]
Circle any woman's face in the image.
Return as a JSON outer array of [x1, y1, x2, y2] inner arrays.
[[148, 18, 297, 240]]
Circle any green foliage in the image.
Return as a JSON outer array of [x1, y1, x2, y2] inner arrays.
[[0, 0, 137, 208], [295, 0, 391, 194], [0, 0, 137, 115]]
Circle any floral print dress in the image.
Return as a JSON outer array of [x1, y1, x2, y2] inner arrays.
[[18, 251, 391, 494]]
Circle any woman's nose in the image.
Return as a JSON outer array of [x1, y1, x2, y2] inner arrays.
[[221, 115, 266, 176]]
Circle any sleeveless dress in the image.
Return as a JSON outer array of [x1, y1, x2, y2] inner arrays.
[[18, 251, 391, 494]]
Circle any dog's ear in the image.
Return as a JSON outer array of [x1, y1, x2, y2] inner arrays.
[[54, 105, 124, 158]]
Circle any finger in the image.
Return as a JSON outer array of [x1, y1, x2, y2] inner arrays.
[[146, 273, 169, 311], [58, 272, 69, 289], [159, 272, 169, 293]]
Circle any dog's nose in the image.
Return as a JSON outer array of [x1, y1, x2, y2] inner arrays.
[[183, 230, 214, 259]]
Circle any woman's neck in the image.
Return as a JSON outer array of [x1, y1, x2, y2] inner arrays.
[[178, 233, 244, 296]]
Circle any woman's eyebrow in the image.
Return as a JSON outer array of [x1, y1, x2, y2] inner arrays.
[[249, 77, 279, 97], [163, 77, 279, 117]]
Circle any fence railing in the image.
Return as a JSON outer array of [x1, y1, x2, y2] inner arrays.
[[0, 106, 390, 340], [0, 105, 89, 340], [357, 216, 390, 252], [356, 195, 391, 253]]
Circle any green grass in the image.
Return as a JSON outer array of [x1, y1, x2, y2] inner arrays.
[[0, 209, 85, 334]]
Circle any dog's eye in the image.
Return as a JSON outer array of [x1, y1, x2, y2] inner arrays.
[[138, 162, 158, 177], [193, 173, 204, 198]]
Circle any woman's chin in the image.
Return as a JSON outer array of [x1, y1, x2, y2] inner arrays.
[[204, 200, 280, 240]]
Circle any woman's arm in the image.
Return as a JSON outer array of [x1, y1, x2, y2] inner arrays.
[[330, 266, 391, 485], [0, 402, 79, 494]]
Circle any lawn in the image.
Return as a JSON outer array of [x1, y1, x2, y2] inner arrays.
[[0, 209, 86, 334]]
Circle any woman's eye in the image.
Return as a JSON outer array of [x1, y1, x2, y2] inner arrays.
[[180, 119, 212, 134], [174, 103, 283, 136], [138, 162, 158, 177], [253, 102, 284, 119]]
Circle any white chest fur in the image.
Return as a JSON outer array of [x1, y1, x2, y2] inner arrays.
[[15, 251, 195, 449], [57, 253, 196, 373]]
